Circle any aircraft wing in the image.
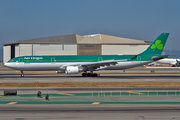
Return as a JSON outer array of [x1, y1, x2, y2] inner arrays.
[[81, 60, 126, 68], [59, 60, 127, 70]]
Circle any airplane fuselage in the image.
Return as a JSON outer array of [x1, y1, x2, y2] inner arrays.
[[4, 55, 152, 71], [5, 60, 152, 71]]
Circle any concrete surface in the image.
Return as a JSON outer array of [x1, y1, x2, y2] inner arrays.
[[0, 105, 180, 120], [1, 65, 180, 120]]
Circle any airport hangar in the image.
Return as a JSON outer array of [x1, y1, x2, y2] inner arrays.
[[3, 34, 152, 63]]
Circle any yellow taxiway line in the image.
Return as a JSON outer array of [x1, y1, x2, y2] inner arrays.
[[92, 102, 100, 105], [7, 102, 17, 105]]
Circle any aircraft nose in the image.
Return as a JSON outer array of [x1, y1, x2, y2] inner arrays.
[[4, 63, 7, 66], [4, 63, 10, 67]]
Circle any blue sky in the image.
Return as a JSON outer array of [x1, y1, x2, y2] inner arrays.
[[0, 0, 180, 50]]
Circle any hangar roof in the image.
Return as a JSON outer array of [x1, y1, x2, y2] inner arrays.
[[4, 33, 152, 46], [4, 34, 77, 45]]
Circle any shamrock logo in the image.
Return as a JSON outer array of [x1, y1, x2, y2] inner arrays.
[[151, 40, 163, 51]]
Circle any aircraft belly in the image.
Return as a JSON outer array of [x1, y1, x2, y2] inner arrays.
[[6, 63, 63, 71]]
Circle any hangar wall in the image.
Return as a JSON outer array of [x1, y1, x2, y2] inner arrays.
[[102, 45, 149, 55], [33, 44, 62, 55], [77, 45, 101, 55], [3, 46, 11, 64], [19, 44, 32, 56], [14, 44, 78, 56], [62, 45, 77, 55], [33, 44, 77, 55]]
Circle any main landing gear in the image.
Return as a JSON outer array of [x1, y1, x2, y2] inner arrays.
[[82, 73, 98, 77], [20, 70, 24, 77]]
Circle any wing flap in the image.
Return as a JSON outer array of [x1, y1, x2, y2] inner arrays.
[[81, 60, 126, 69]]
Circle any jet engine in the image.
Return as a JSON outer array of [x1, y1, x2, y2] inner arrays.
[[65, 66, 80, 74]]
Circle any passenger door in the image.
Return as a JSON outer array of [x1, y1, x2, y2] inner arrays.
[[137, 56, 141, 61], [98, 57, 103, 61], [51, 57, 55, 64], [19, 58, 24, 65]]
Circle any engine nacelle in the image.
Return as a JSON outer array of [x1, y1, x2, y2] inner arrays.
[[65, 66, 79, 74]]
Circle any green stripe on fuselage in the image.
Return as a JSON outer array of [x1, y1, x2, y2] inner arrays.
[[8, 54, 155, 63], [9, 55, 131, 63]]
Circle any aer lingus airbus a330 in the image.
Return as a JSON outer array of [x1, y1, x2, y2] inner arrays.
[[4, 33, 169, 77]]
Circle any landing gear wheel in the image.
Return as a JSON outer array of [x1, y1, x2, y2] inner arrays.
[[93, 73, 98, 77], [82, 73, 87, 77], [87, 73, 91, 77], [21, 74, 24, 77], [82, 73, 98, 77]]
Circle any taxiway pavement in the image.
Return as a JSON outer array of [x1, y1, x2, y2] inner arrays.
[[0, 105, 180, 120], [1, 69, 180, 82], [1, 67, 180, 120]]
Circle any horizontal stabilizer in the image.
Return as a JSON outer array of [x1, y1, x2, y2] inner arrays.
[[152, 55, 170, 61]]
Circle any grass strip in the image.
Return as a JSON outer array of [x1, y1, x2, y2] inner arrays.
[[0, 82, 180, 87]]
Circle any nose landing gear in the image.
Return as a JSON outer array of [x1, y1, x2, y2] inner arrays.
[[20, 70, 24, 77]]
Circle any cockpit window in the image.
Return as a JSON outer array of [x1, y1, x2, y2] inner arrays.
[[8, 60, 14, 62]]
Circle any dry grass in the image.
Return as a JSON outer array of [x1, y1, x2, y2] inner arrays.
[[1, 82, 180, 87]]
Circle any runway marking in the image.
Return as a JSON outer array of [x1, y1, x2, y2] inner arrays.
[[15, 71, 19, 73], [92, 102, 100, 105], [7, 102, 17, 105], [57, 93, 74, 96], [128, 92, 144, 94], [37, 87, 41, 88]]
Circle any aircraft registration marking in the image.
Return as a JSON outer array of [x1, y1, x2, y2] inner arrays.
[[57, 93, 74, 96], [92, 102, 100, 105], [7, 102, 17, 105]]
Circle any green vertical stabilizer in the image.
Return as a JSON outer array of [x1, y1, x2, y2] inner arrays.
[[139, 33, 169, 56]]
